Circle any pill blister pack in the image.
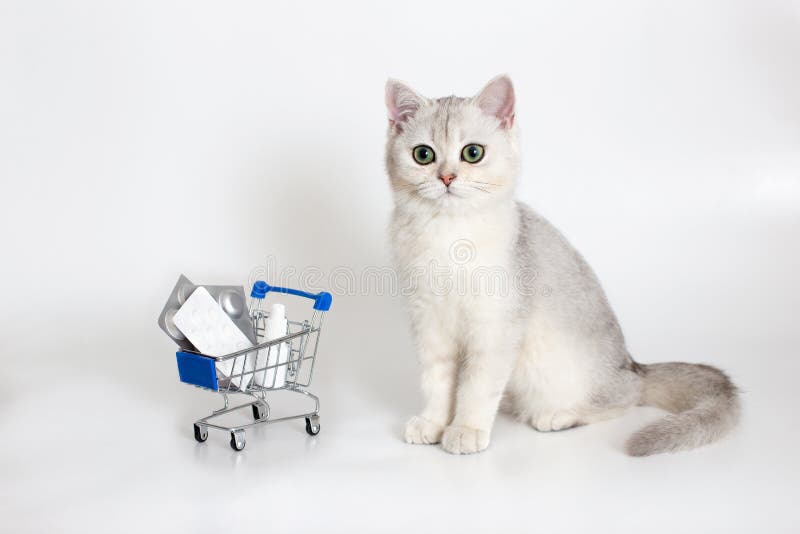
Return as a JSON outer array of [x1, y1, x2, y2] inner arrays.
[[172, 287, 254, 388], [157, 274, 257, 351]]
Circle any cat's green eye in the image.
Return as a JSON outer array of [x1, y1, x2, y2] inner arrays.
[[412, 145, 435, 165], [461, 144, 485, 164]]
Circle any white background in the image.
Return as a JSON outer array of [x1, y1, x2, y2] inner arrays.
[[2, 1, 799, 532]]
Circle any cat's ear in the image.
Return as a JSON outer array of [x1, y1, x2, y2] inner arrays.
[[476, 75, 515, 128], [385, 79, 426, 131]]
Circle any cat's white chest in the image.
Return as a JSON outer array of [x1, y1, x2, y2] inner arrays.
[[391, 204, 517, 306]]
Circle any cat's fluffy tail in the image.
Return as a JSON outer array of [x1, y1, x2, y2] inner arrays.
[[626, 362, 740, 456]]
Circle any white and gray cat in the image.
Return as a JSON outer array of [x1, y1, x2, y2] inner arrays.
[[385, 75, 739, 456]]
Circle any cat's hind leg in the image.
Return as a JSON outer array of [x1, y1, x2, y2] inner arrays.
[[530, 410, 582, 432], [507, 330, 638, 433], [527, 406, 629, 432], [509, 352, 640, 434]]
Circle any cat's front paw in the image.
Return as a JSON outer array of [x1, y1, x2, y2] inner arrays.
[[404, 415, 445, 445], [441, 425, 490, 454]]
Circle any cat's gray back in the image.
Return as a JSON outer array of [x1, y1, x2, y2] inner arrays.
[[514, 201, 629, 354]]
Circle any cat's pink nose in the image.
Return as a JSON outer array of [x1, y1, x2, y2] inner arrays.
[[439, 174, 456, 187]]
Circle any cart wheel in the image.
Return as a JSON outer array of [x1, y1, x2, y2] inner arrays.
[[230, 430, 246, 451], [305, 416, 320, 436], [194, 424, 208, 443], [252, 403, 266, 421]]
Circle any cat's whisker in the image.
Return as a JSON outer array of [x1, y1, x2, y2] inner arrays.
[[394, 182, 426, 193], [456, 183, 492, 194]]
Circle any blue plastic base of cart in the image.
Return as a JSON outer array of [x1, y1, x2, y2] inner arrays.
[[176, 351, 219, 391]]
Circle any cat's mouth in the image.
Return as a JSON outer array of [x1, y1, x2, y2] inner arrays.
[[399, 180, 494, 202], [436, 186, 459, 199], [439, 182, 485, 199], [421, 185, 472, 202]]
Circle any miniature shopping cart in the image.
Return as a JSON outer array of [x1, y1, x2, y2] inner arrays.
[[175, 281, 332, 451]]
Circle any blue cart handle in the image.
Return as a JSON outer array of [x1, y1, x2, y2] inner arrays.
[[250, 281, 332, 312]]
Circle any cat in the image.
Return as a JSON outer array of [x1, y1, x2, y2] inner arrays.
[[384, 75, 739, 456]]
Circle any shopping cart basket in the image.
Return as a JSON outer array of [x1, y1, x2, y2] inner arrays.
[[175, 281, 332, 451]]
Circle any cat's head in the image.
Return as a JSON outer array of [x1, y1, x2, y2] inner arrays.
[[384, 75, 520, 211]]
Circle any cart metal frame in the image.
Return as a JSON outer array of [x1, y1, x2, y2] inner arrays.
[[175, 281, 332, 451]]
